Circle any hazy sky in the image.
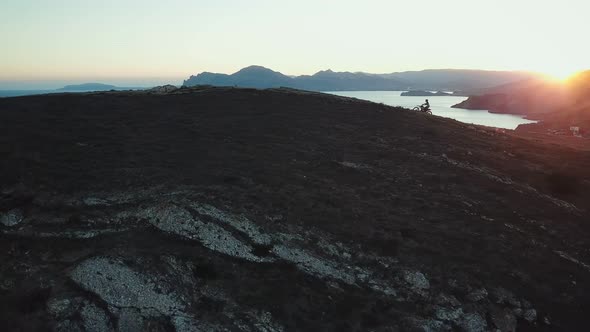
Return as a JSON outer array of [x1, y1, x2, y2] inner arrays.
[[1, 0, 588, 88]]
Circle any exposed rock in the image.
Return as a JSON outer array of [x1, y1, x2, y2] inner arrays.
[[523, 308, 537, 322], [509, 298, 522, 308], [54, 319, 84, 332], [403, 270, 430, 290], [139, 204, 269, 262], [434, 306, 463, 321], [368, 282, 398, 296], [171, 316, 209, 332], [83, 197, 109, 206], [271, 245, 355, 284], [521, 299, 533, 309], [490, 288, 518, 307], [117, 308, 144, 331], [554, 250, 590, 273], [148, 85, 178, 94], [489, 308, 517, 332], [435, 293, 461, 307], [403, 317, 449, 332], [0, 209, 23, 227], [47, 297, 78, 318], [465, 288, 488, 302], [9, 228, 127, 239], [80, 302, 112, 332], [250, 310, 285, 332], [316, 238, 352, 260], [338, 161, 372, 171], [0, 279, 15, 291], [193, 203, 273, 245], [70, 257, 186, 318], [459, 313, 487, 332]]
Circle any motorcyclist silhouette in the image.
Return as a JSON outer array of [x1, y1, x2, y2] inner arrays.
[[412, 99, 432, 114], [421, 99, 430, 112]]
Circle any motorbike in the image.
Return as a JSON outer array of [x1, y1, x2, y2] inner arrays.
[[412, 105, 432, 115]]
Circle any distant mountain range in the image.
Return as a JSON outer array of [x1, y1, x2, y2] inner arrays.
[[183, 65, 540, 92]]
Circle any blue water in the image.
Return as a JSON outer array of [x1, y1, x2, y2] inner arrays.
[[326, 91, 536, 130], [0, 88, 143, 98]]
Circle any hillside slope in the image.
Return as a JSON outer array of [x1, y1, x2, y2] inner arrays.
[[1, 87, 589, 331]]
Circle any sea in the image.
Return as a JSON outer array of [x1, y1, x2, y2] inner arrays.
[[0, 90, 55, 98], [326, 91, 536, 130]]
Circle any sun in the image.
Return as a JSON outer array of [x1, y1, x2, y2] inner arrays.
[[543, 67, 581, 81]]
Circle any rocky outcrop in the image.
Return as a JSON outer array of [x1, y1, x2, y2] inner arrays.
[[70, 257, 198, 331], [1, 187, 551, 330], [147, 85, 178, 94], [0, 209, 23, 227]]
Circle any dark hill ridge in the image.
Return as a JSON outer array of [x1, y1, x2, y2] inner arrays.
[[1, 87, 589, 331], [183, 66, 540, 91]]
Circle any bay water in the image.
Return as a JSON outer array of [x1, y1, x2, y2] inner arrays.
[[326, 91, 536, 130]]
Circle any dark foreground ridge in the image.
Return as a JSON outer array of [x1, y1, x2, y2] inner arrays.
[[1, 87, 589, 331]]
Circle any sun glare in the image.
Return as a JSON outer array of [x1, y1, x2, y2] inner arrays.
[[544, 67, 581, 81]]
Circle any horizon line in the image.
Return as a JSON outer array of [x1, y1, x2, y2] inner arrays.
[[1, 66, 549, 82]]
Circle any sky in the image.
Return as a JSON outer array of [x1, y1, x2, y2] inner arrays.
[[1, 0, 588, 88]]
